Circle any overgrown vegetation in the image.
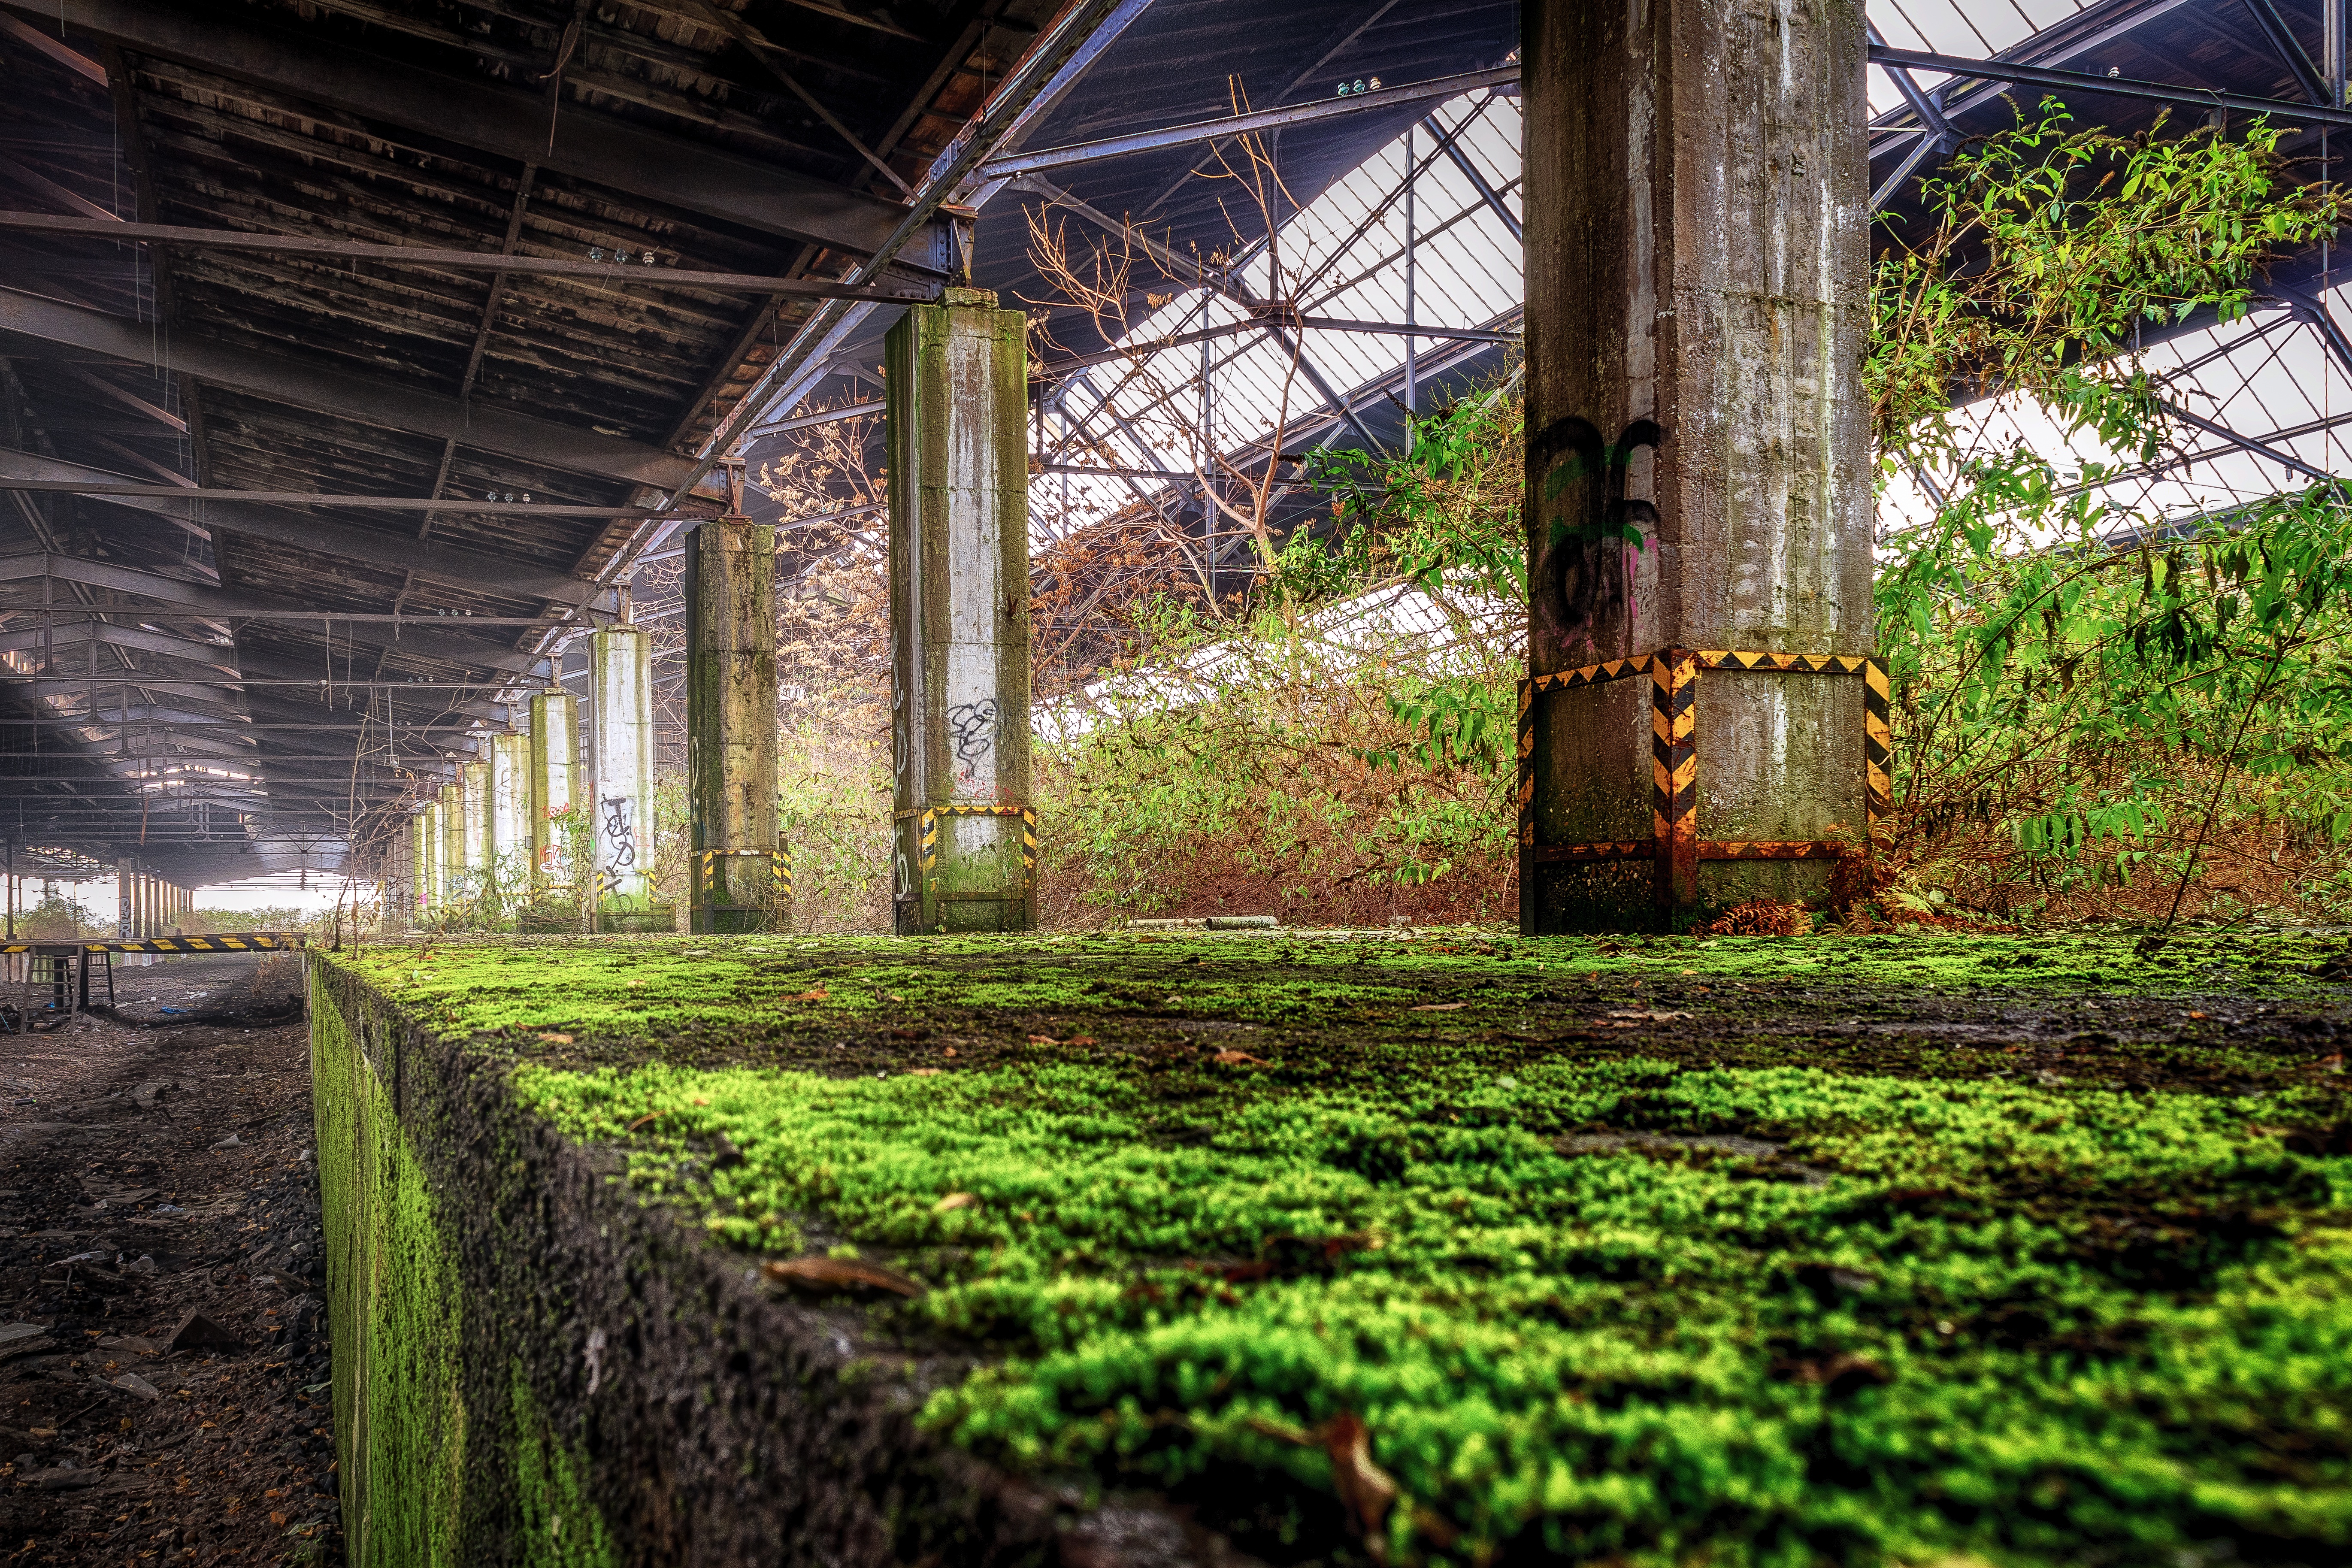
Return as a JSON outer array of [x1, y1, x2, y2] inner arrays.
[[1030, 105, 2352, 927]]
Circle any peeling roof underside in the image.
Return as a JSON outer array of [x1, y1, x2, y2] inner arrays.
[[0, 0, 2337, 887]]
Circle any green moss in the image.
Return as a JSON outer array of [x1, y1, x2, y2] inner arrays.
[[313, 976, 466, 1565], [327, 930, 2352, 1564], [508, 1360, 618, 1568]]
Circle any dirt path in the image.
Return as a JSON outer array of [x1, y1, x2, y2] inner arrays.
[[0, 952, 340, 1566]]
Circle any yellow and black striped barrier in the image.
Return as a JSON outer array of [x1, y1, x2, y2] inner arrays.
[[0, 932, 307, 955]]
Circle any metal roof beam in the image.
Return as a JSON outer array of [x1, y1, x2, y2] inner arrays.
[[1418, 109, 1520, 242], [0, 478, 711, 518], [978, 65, 1524, 181], [0, 213, 939, 299], [0, 618, 236, 671], [0, 288, 699, 490], [0, 554, 549, 675], [5, 0, 934, 259], [1868, 44, 2352, 129], [0, 451, 596, 602], [2237, 0, 2329, 104]]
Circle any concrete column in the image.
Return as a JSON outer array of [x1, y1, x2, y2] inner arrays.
[[588, 628, 655, 908], [489, 732, 530, 900], [459, 760, 492, 907], [885, 287, 1035, 935], [116, 857, 133, 940], [417, 803, 443, 916], [527, 687, 578, 887], [384, 829, 409, 933], [685, 503, 782, 934], [1520, 0, 1874, 932], [439, 781, 465, 910]]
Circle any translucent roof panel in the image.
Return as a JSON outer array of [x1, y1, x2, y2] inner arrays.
[[1034, 89, 1523, 549]]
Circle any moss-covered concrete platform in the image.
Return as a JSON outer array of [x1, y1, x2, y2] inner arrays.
[[311, 927, 2352, 1565]]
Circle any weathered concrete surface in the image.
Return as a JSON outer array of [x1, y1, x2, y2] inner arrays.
[[439, 783, 464, 910], [460, 760, 492, 885], [589, 627, 656, 908], [1523, 0, 1874, 931], [491, 731, 531, 878], [685, 515, 783, 933], [887, 288, 1035, 935], [417, 802, 442, 918], [530, 686, 579, 885]]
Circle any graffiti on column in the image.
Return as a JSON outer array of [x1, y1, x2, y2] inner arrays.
[[890, 672, 910, 790], [601, 794, 637, 897], [947, 699, 999, 788], [1529, 415, 1663, 651]]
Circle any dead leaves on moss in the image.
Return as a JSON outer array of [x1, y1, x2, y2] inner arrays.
[[761, 1255, 925, 1299], [1246, 1409, 1451, 1548]]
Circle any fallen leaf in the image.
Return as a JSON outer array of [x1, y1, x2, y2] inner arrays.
[[1212, 1049, 1265, 1066], [908, 1068, 941, 1077], [270, 1512, 287, 1527], [1409, 1002, 1468, 1012], [1027, 1034, 1059, 1044], [625, 1111, 666, 1133], [934, 1192, 977, 1213], [1606, 1009, 1691, 1022], [795, 988, 830, 1002], [761, 1256, 924, 1299], [1321, 1412, 1399, 1538], [1067, 1036, 1097, 1045], [941, 1047, 959, 1059], [2187, 1011, 2208, 1020], [536, 1032, 573, 1045]]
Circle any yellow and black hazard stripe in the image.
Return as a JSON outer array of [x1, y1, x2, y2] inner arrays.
[[1863, 657, 1894, 840], [916, 803, 1038, 892], [1649, 648, 1698, 908], [1693, 650, 1874, 675], [0, 933, 306, 955]]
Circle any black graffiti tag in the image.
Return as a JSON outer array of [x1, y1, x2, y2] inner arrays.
[[599, 794, 637, 897], [1528, 416, 1663, 648], [947, 699, 999, 786]]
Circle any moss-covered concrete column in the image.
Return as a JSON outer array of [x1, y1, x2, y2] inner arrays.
[[489, 732, 530, 897], [685, 502, 782, 935], [459, 759, 492, 889], [409, 808, 435, 926], [528, 687, 578, 888], [438, 783, 463, 913], [588, 628, 655, 910], [885, 286, 1034, 935], [1520, 0, 1874, 933]]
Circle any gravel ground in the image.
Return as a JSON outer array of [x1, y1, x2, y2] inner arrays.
[[0, 950, 339, 1566]]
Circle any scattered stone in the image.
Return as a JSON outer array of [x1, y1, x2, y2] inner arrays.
[[163, 1310, 246, 1353], [0, 1322, 47, 1346], [107, 1372, 161, 1400], [210, 1133, 244, 1149], [25, 1465, 103, 1491]]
